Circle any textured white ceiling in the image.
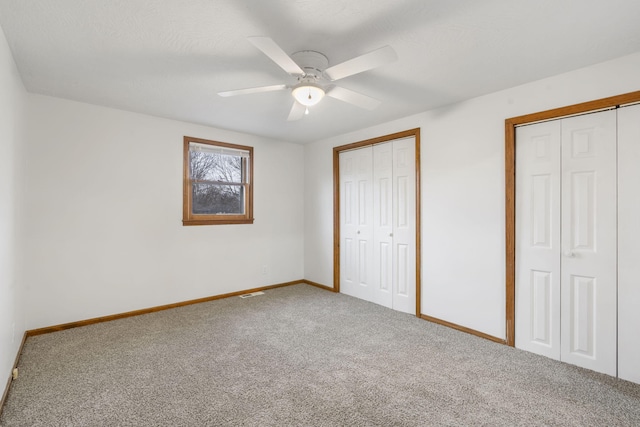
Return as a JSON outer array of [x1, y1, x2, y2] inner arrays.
[[2, 0, 640, 143]]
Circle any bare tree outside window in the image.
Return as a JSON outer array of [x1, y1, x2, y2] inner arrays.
[[183, 137, 253, 225], [190, 151, 244, 214]]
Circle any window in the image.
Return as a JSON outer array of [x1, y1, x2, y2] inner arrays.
[[183, 136, 253, 225]]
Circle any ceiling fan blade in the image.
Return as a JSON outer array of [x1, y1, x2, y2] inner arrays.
[[287, 101, 306, 121], [324, 45, 397, 81], [218, 84, 287, 97], [326, 86, 381, 110], [248, 36, 304, 76]]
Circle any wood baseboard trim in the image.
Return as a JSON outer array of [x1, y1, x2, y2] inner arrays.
[[301, 279, 336, 292], [0, 332, 28, 418], [420, 314, 507, 345], [26, 280, 305, 337], [303, 280, 505, 346]]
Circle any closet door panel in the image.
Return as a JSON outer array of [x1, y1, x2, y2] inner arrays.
[[392, 137, 416, 314], [618, 103, 640, 384], [373, 142, 393, 308], [515, 120, 562, 359], [340, 147, 374, 302], [340, 138, 416, 314], [560, 110, 617, 376], [340, 150, 358, 298]]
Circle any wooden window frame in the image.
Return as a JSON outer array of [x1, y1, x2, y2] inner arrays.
[[182, 136, 254, 226]]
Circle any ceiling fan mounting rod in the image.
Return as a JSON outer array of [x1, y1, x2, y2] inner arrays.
[[296, 75, 320, 84]]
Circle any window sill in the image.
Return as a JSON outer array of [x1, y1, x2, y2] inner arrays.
[[182, 218, 254, 226]]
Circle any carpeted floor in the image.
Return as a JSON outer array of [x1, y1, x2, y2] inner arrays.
[[1, 284, 639, 426]]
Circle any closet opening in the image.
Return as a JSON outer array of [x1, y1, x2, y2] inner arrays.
[[505, 89, 640, 347], [333, 128, 421, 316], [505, 89, 640, 381]]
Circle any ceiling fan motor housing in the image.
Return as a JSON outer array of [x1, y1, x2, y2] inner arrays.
[[291, 51, 329, 80]]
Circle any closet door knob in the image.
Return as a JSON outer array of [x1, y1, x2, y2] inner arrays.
[[563, 251, 575, 258], [389, 233, 393, 237], [357, 230, 360, 234]]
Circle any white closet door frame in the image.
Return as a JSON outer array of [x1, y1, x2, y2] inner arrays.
[[334, 129, 421, 316]]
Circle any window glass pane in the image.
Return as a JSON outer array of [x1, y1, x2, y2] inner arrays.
[[192, 183, 245, 215], [190, 151, 243, 183], [189, 142, 250, 158]]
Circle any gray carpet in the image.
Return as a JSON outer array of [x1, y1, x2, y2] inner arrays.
[[1, 284, 639, 426]]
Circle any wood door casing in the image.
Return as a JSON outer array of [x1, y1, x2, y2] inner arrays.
[[333, 128, 421, 316], [505, 90, 640, 347], [339, 137, 416, 314]]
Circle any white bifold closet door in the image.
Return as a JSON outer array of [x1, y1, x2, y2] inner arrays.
[[340, 137, 416, 314], [340, 146, 374, 303], [515, 119, 562, 361], [618, 103, 640, 384], [516, 109, 617, 376]]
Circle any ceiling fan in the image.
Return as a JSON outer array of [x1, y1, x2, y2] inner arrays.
[[218, 37, 397, 121]]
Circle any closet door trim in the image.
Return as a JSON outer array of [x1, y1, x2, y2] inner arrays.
[[333, 128, 421, 316], [505, 90, 640, 347]]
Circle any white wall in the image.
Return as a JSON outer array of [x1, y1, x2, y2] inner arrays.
[[23, 95, 304, 329], [304, 51, 640, 339], [0, 26, 27, 386]]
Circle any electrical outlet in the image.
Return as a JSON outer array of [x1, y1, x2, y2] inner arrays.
[[12, 368, 18, 380], [261, 265, 268, 275]]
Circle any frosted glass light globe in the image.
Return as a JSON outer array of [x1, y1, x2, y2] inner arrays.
[[292, 83, 325, 106]]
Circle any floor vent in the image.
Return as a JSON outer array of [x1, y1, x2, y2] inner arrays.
[[239, 291, 265, 299]]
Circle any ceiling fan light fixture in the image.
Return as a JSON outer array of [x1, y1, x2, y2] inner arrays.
[[292, 82, 325, 106]]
